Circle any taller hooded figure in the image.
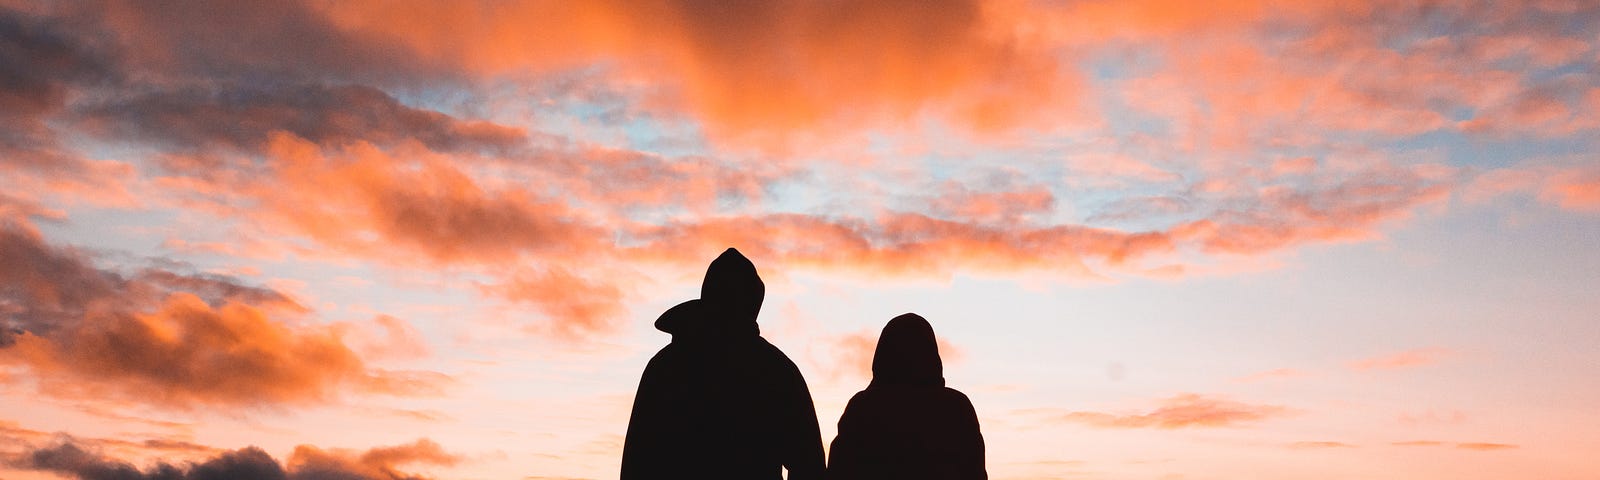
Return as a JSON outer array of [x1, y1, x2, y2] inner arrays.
[[827, 313, 987, 479], [622, 249, 825, 479]]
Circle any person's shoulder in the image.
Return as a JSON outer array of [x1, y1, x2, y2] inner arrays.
[[648, 341, 682, 357], [843, 388, 884, 407], [937, 386, 977, 407], [642, 342, 688, 368], [743, 337, 813, 381], [750, 336, 798, 361]]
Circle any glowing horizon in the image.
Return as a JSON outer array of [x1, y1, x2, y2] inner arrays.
[[2, 1, 1598, 479]]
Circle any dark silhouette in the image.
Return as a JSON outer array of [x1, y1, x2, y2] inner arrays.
[[827, 313, 986, 479], [622, 248, 825, 479]]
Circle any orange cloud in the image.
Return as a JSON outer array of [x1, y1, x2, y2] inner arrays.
[[1462, 166, 1600, 213], [545, 145, 786, 214], [0, 421, 52, 453], [226, 135, 633, 336], [345, 315, 433, 361], [490, 267, 627, 338], [1455, 442, 1519, 451], [289, 439, 460, 479], [129, 124, 1459, 340], [8, 438, 459, 480], [1053, 393, 1290, 429], [1540, 168, 1600, 212], [1348, 347, 1454, 371], [6, 292, 439, 408], [15, 0, 1600, 155], [314, 0, 1080, 145], [625, 212, 1179, 278], [251, 135, 603, 267], [170, 133, 1453, 338], [9, 0, 1576, 348], [130, 131, 788, 336], [1288, 441, 1357, 449], [1391, 440, 1520, 451], [128, 125, 1458, 342], [0, 216, 445, 409]]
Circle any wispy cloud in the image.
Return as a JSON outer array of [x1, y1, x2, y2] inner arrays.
[[1392, 440, 1520, 451], [1287, 441, 1357, 449], [1455, 442, 1519, 451], [1348, 347, 1454, 371], [1234, 368, 1308, 383], [808, 326, 963, 382], [1049, 393, 1290, 429]]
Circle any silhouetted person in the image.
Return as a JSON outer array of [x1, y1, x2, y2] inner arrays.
[[622, 248, 825, 479], [827, 313, 986, 479]]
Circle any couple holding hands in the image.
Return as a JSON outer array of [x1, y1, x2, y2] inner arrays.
[[622, 249, 986, 479]]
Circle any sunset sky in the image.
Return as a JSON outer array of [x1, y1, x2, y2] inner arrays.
[[3, 1, 1599, 479]]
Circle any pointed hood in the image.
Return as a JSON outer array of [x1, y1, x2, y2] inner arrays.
[[699, 248, 763, 335], [870, 313, 945, 387], [654, 299, 705, 336]]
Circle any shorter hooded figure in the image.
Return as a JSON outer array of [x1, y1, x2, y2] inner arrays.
[[827, 313, 986, 480], [622, 249, 824, 480]]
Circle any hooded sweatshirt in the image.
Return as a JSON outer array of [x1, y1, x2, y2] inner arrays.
[[827, 313, 987, 479], [622, 248, 825, 480]]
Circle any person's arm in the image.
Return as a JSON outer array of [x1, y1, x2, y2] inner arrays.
[[620, 353, 668, 479], [826, 394, 866, 480], [781, 364, 826, 480], [956, 392, 987, 480]]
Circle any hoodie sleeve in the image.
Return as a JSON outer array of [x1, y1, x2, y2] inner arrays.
[[953, 391, 988, 480], [620, 351, 671, 479], [781, 361, 826, 480], [825, 393, 868, 480]]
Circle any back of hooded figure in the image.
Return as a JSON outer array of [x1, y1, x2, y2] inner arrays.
[[827, 313, 987, 480], [621, 249, 825, 480]]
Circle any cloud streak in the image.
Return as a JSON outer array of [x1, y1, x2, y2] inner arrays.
[[1051, 394, 1290, 429], [7, 438, 458, 480], [1393, 440, 1520, 451], [1348, 347, 1454, 371]]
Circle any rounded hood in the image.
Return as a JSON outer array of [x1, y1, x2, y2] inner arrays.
[[699, 248, 763, 335], [870, 313, 945, 387]]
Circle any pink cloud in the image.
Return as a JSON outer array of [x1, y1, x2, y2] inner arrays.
[[1053, 393, 1290, 429], [1234, 368, 1307, 383], [809, 327, 963, 382], [1391, 440, 1520, 451], [1348, 347, 1454, 371], [1173, 164, 1451, 255], [925, 180, 1057, 225], [1540, 168, 1600, 212], [1463, 165, 1600, 213], [1288, 441, 1357, 449]]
